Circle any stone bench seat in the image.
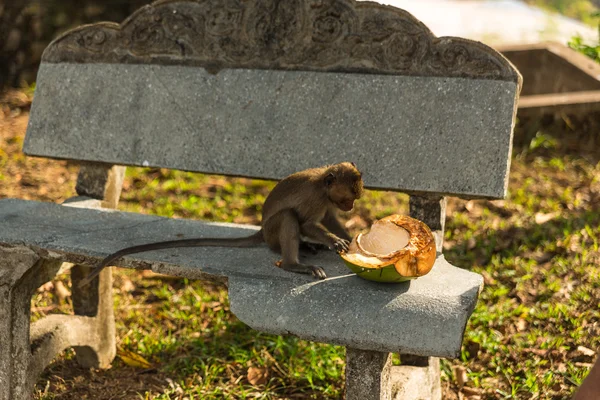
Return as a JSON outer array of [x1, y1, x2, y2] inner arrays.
[[0, 198, 482, 358]]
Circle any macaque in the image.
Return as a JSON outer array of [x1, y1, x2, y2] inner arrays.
[[80, 162, 363, 286]]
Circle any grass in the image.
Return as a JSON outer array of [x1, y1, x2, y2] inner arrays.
[[1, 93, 599, 399]]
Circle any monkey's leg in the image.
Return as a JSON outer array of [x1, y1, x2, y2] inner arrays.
[[265, 210, 327, 279], [300, 221, 350, 253], [322, 209, 352, 241]]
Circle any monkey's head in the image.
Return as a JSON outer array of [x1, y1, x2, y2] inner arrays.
[[324, 162, 364, 212]]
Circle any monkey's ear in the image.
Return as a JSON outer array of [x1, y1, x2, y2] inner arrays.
[[325, 173, 336, 187], [350, 162, 357, 168]]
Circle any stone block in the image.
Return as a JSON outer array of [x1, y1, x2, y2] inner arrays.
[[26, 63, 518, 199]]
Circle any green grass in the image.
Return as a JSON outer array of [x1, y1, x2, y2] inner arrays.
[[10, 112, 599, 398]]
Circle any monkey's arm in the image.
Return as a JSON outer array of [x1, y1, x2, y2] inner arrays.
[[322, 209, 352, 241], [300, 222, 349, 253]]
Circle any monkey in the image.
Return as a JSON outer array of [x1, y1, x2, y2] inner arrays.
[[79, 162, 364, 287]]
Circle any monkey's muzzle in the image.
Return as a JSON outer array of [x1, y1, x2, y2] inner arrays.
[[339, 200, 355, 212]]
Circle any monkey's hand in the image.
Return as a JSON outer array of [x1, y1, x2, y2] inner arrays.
[[332, 238, 350, 254]]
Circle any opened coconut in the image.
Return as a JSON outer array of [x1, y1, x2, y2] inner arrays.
[[340, 215, 436, 282]]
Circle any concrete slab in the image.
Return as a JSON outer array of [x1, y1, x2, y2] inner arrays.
[[0, 199, 483, 357], [25, 63, 518, 199]]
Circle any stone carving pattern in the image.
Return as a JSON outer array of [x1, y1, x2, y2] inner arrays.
[[43, 0, 520, 82]]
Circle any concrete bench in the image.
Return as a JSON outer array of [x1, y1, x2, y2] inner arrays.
[[0, 1, 521, 399]]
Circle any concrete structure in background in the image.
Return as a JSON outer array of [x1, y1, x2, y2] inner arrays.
[[371, 0, 598, 46], [500, 42, 600, 116]]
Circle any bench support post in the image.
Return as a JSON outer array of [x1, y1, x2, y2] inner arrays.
[[70, 266, 115, 368], [69, 162, 125, 367], [0, 246, 62, 400], [390, 355, 442, 399], [345, 348, 392, 400], [76, 162, 125, 209]]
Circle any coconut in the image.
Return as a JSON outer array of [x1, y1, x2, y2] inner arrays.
[[340, 214, 437, 283]]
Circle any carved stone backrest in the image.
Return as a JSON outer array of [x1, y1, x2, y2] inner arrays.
[[24, 0, 522, 199]]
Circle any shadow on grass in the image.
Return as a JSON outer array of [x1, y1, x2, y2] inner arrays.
[[446, 208, 599, 270], [35, 299, 343, 400]]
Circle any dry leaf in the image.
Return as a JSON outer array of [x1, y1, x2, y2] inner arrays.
[[466, 237, 477, 250], [37, 281, 54, 293], [454, 366, 468, 389], [516, 319, 527, 332], [247, 366, 268, 386], [534, 211, 560, 224], [577, 346, 596, 357], [462, 386, 482, 396], [117, 347, 153, 369], [54, 280, 71, 301], [120, 277, 136, 293]]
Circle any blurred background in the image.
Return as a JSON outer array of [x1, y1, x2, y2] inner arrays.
[[0, 0, 599, 88]]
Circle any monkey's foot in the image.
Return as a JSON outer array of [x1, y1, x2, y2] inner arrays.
[[277, 261, 327, 280]]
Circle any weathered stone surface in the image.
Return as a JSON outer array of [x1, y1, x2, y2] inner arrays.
[[75, 162, 126, 209], [0, 246, 63, 400], [228, 257, 481, 357], [26, 63, 518, 199], [0, 199, 483, 357], [391, 358, 442, 400], [41, 0, 520, 84], [345, 348, 392, 400]]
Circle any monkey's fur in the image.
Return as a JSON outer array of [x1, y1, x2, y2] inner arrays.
[[79, 162, 364, 286]]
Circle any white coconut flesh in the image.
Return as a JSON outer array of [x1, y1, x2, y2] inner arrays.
[[356, 221, 410, 257]]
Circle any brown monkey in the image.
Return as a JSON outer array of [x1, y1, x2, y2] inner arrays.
[[79, 162, 364, 286]]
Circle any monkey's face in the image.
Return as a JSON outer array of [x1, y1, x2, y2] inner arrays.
[[325, 163, 364, 211], [333, 191, 358, 211]]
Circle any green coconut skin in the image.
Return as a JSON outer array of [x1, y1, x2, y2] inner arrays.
[[343, 260, 417, 283]]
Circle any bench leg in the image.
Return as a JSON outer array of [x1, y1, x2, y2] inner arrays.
[[71, 265, 116, 368], [390, 356, 442, 400], [0, 245, 117, 400], [345, 348, 393, 400], [0, 246, 61, 400]]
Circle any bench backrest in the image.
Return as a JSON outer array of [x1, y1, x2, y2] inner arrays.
[[24, 0, 521, 200]]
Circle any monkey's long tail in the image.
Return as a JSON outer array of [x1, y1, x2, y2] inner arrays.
[[79, 230, 264, 287]]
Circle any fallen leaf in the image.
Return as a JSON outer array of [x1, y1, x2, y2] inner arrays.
[[117, 347, 153, 369], [462, 386, 482, 399], [454, 366, 468, 389], [247, 366, 268, 386], [37, 281, 54, 293], [575, 362, 594, 368], [534, 211, 560, 224], [467, 237, 477, 250], [480, 271, 496, 286], [516, 319, 527, 332], [577, 346, 596, 357], [54, 280, 71, 301], [120, 277, 136, 293]]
